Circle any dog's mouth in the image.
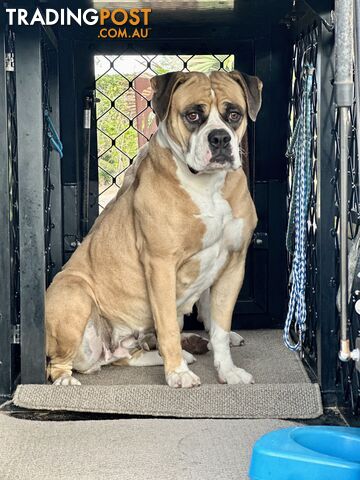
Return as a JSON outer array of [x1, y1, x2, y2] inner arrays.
[[187, 155, 237, 175], [188, 166, 200, 175], [210, 153, 234, 165]]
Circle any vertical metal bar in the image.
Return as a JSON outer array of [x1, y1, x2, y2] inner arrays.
[[316, 20, 338, 403], [0, 23, 12, 397], [334, 0, 354, 360], [59, 38, 81, 257], [76, 46, 99, 232], [354, 0, 360, 213], [16, 26, 46, 384], [48, 44, 63, 275], [339, 106, 350, 348], [334, 0, 354, 107], [81, 95, 92, 238]]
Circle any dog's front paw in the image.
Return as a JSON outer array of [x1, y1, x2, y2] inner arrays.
[[229, 331, 245, 346], [166, 363, 201, 388], [217, 366, 254, 385], [53, 375, 81, 386]]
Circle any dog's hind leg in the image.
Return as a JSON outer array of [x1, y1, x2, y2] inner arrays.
[[46, 276, 96, 385], [180, 333, 209, 354], [113, 349, 196, 367], [139, 326, 209, 355], [176, 312, 208, 354]]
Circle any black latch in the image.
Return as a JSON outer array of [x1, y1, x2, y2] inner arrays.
[[252, 232, 268, 249], [12, 324, 20, 344]]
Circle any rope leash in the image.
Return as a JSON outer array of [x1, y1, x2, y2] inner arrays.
[[284, 65, 314, 352]]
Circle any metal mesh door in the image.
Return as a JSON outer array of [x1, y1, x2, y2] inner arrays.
[[5, 26, 21, 379], [335, 91, 360, 415], [287, 25, 319, 363], [94, 54, 234, 211]]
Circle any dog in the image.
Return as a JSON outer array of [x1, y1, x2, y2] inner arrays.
[[46, 69, 262, 388]]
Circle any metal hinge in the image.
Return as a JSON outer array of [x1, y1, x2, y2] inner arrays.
[[12, 324, 20, 344], [5, 53, 15, 72]]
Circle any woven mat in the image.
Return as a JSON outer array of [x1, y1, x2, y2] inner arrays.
[[13, 330, 322, 419]]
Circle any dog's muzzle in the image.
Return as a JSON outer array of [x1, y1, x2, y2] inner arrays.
[[208, 128, 233, 166]]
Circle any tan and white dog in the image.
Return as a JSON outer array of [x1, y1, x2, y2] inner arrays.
[[46, 70, 262, 388]]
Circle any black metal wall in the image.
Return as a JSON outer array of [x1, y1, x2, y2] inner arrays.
[[286, 3, 360, 416], [0, 23, 20, 397], [335, 84, 360, 416], [0, 14, 62, 396], [286, 10, 339, 404]]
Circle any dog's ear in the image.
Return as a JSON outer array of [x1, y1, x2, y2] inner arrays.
[[150, 72, 187, 123], [228, 71, 263, 121]]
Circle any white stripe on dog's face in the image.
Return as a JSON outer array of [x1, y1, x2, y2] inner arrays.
[[185, 99, 241, 173], [156, 71, 248, 176]]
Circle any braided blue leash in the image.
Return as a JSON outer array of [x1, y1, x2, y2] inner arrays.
[[44, 109, 63, 158], [283, 66, 313, 352]]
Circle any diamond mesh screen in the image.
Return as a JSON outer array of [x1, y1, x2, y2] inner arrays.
[[94, 54, 234, 211], [288, 23, 360, 415], [41, 37, 55, 287], [287, 25, 319, 362], [5, 27, 20, 335]]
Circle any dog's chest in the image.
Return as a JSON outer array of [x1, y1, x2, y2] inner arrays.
[[177, 172, 244, 310], [199, 191, 243, 252], [193, 190, 243, 275]]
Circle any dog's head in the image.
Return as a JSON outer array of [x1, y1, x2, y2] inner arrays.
[[150, 70, 262, 174]]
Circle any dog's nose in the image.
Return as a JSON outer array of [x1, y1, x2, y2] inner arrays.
[[208, 129, 231, 149]]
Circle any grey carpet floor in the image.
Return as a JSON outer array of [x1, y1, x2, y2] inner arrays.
[[0, 414, 297, 480], [13, 330, 322, 419]]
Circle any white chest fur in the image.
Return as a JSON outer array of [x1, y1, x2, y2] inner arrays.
[[175, 160, 244, 312]]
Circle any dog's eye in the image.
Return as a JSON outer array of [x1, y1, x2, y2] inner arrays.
[[186, 112, 200, 122], [228, 111, 241, 122]]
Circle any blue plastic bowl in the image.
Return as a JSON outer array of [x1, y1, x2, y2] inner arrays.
[[249, 426, 360, 480]]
